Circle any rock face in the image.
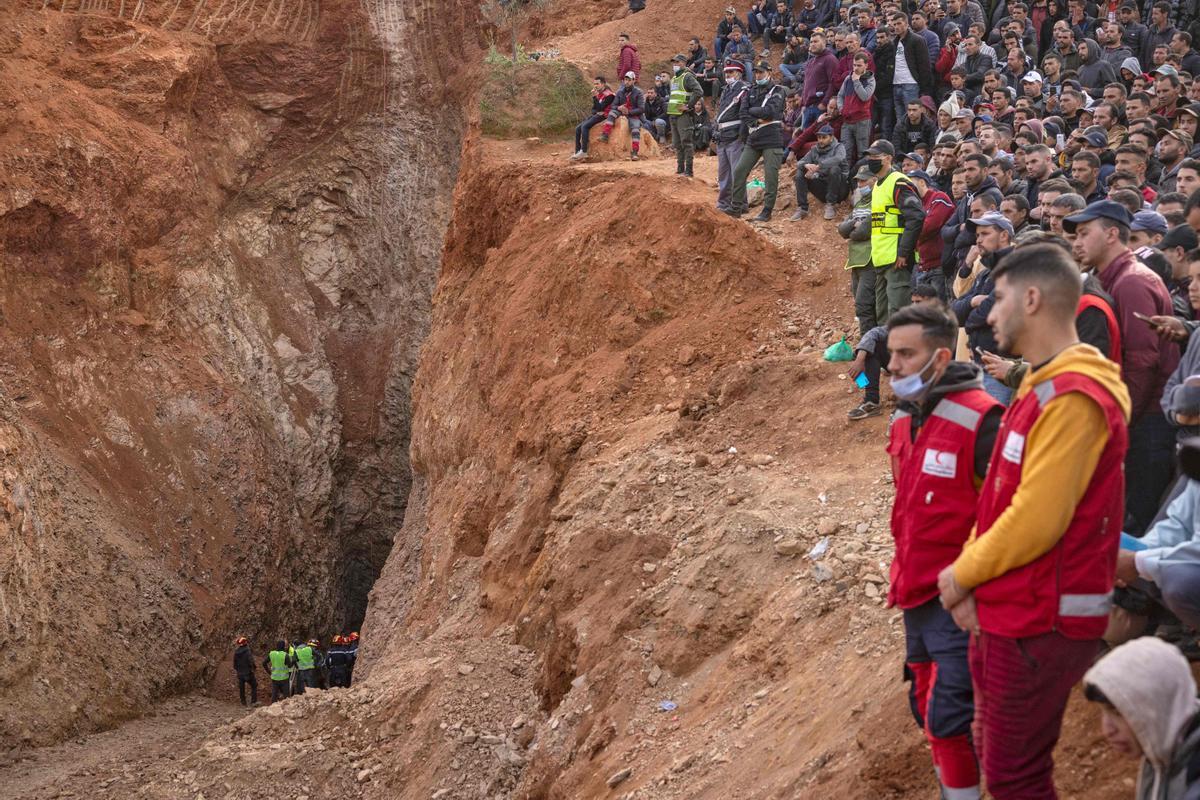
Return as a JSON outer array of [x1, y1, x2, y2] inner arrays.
[[0, 0, 473, 746]]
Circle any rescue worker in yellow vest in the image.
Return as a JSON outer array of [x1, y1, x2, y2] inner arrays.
[[294, 639, 318, 692], [866, 139, 926, 323], [262, 640, 294, 703], [668, 53, 704, 177]]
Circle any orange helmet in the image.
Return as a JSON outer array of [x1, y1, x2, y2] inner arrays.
[[332, 634, 344, 644], [235, 636, 248, 646], [349, 632, 359, 642]]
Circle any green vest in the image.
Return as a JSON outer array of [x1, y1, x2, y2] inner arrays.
[[870, 170, 916, 267], [268, 650, 289, 681], [668, 71, 690, 115], [295, 645, 315, 670]]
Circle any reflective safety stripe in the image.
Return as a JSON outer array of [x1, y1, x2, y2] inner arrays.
[[718, 119, 742, 129], [751, 119, 782, 128], [931, 399, 982, 431], [668, 72, 690, 115], [942, 785, 982, 800], [1059, 593, 1112, 616], [1034, 380, 1057, 407]]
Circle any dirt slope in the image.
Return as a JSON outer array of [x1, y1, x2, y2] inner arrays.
[[75, 140, 1128, 800], [0, 0, 473, 747]]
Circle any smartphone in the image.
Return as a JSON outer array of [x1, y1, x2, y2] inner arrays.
[[974, 346, 986, 360], [854, 372, 869, 388], [1132, 311, 1156, 325]]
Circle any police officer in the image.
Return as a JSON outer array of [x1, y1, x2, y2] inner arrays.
[[727, 60, 786, 222], [714, 60, 750, 212], [885, 303, 1001, 800], [263, 640, 293, 703], [232, 636, 257, 707], [668, 53, 704, 177], [866, 140, 925, 323]]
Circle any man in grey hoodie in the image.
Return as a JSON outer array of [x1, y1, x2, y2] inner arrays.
[[1083, 638, 1200, 800], [1078, 38, 1119, 90], [791, 124, 849, 219]]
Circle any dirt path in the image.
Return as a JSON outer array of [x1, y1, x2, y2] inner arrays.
[[0, 695, 243, 800]]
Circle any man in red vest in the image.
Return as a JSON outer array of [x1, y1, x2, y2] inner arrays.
[[886, 303, 1002, 800], [938, 242, 1132, 800]]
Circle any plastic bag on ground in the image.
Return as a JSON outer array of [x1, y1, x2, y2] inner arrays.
[[823, 336, 854, 362]]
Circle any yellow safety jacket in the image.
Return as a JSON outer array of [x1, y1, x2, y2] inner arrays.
[[668, 72, 689, 115], [268, 650, 290, 681], [871, 170, 916, 267]]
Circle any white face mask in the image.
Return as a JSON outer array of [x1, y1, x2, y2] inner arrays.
[[890, 352, 941, 402]]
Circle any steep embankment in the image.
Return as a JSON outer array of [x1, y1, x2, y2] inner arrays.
[[0, 0, 473, 747]]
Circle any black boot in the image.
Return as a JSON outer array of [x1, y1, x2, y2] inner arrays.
[[752, 207, 772, 222], [685, 154, 694, 177], [723, 207, 745, 217]]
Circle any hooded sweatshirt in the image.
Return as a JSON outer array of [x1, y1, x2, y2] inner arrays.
[[1079, 38, 1118, 90], [1083, 638, 1200, 800], [1120, 55, 1144, 87], [952, 343, 1132, 589]]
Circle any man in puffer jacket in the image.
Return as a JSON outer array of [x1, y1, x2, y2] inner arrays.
[[1084, 637, 1200, 800]]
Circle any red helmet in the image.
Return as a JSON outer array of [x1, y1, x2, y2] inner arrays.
[[332, 634, 344, 644], [349, 632, 359, 642], [235, 636, 248, 646]]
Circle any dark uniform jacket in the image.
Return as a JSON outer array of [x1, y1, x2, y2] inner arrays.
[[740, 80, 787, 149]]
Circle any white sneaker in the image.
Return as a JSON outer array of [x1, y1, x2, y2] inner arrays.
[[823, 202, 836, 219]]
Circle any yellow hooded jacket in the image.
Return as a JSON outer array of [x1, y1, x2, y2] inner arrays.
[[953, 343, 1132, 590]]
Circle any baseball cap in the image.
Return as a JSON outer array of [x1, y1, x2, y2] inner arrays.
[[1062, 199, 1133, 233], [854, 164, 877, 181], [954, 108, 976, 120], [1083, 129, 1109, 148], [1180, 103, 1200, 119], [1154, 64, 1180, 77], [1131, 210, 1169, 235], [905, 169, 933, 184], [624, 71, 637, 79], [904, 152, 926, 166], [1165, 129, 1196, 149], [866, 140, 895, 157], [967, 211, 1015, 237], [753, 59, 771, 73], [817, 124, 835, 135], [1161, 224, 1200, 251], [672, 53, 688, 63], [1022, 70, 1043, 83]]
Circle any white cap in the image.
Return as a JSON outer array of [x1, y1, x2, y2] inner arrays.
[[1022, 70, 1043, 83], [624, 71, 637, 79]]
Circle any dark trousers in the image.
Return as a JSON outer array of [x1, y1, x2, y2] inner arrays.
[[851, 264, 878, 336], [670, 112, 695, 173], [1125, 411, 1176, 536], [575, 114, 603, 152], [970, 631, 1098, 799], [794, 166, 848, 209], [270, 679, 290, 702], [877, 94, 897, 141], [874, 261, 912, 324], [730, 144, 785, 212], [237, 672, 258, 706], [905, 599, 979, 794], [329, 667, 348, 688], [860, 342, 885, 404], [299, 668, 318, 690]]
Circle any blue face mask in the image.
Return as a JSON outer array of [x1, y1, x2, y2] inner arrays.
[[756, 77, 769, 85], [890, 352, 940, 401]]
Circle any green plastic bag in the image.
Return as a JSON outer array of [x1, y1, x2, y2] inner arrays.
[[823, 336, 854, 362], [747, 178, 765, 190]]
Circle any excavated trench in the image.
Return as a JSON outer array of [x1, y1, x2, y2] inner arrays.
[[0, 0, 476, 748]]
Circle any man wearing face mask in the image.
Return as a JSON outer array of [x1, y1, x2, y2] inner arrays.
[[868, 139, 927, 322], [714, 61, 751, 213], [885, 302, 1001, 800], [937, 243, 1131, 800], [727, 60, 787, 222]]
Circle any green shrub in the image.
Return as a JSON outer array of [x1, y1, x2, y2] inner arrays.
[[480, 58, 592, 138]]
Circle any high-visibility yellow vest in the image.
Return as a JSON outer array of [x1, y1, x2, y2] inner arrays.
[[295, 645, 315, 670], [668, 71, 690, 115], [268, 650, 290, 681], [871, 170, 915, 267]]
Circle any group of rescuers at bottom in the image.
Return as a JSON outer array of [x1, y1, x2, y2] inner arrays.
[[231, 632, 360, 706]]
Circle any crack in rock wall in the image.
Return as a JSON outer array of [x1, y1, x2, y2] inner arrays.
[[0, 0, 475, 746]]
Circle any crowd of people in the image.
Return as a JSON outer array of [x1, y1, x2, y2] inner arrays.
[[568, 1, 1200, 797], [231, 632, 360, 706]]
